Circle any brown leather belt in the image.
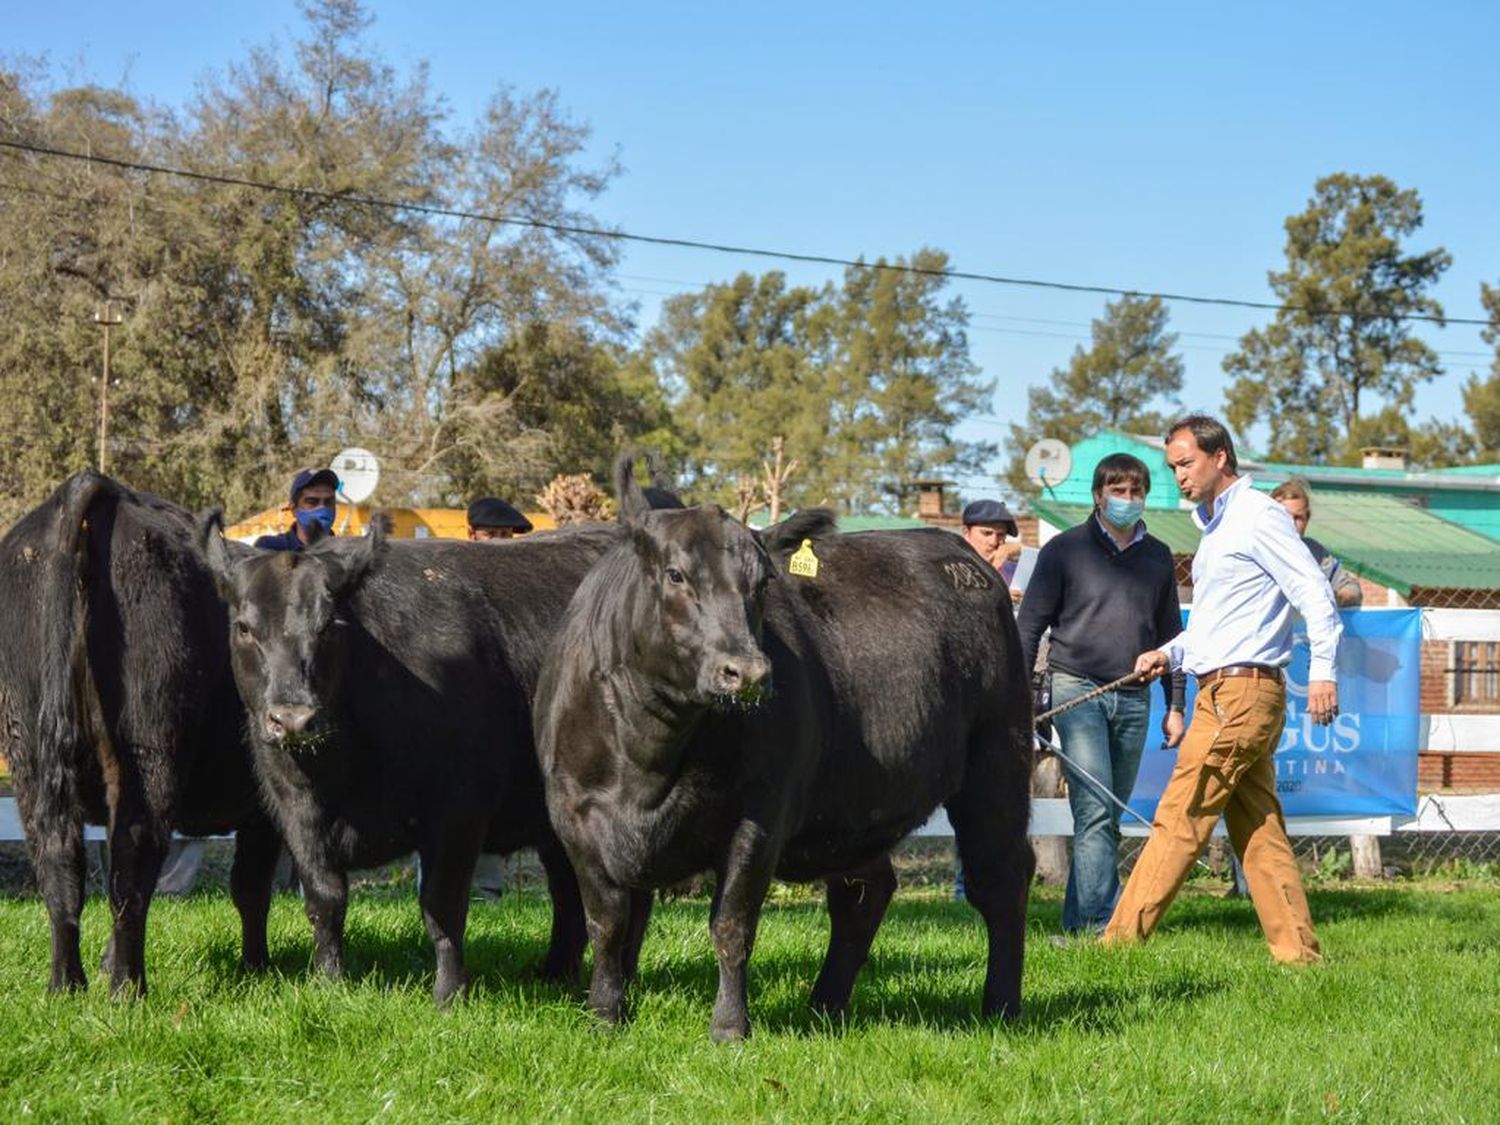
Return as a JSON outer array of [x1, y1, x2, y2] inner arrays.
[[1196, 664, 1284, 688]]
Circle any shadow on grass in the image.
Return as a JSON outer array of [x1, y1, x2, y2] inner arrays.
[[600, 896, 1230, 1038], [196, 893, 586, 1000], [1138, 886, 1437, 941]]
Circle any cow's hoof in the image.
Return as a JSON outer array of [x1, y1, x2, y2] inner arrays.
[[433, 976, 471, 1009], [710, 1019, 750, 1044], [808, 989, 852, 1019], [47, 974, 87, 994], [984, 999, 1022, 1024], [109, 977, 146, 1002]]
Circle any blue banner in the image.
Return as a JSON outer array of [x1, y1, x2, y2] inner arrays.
[[1132, 608, 1421, 818]]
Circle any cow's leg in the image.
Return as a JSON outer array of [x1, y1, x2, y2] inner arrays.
[[416, 833, 480, 1006], [620, 889, 655, 982], [23, 805, 89, 991], [577, 865, 635, 1027], [947, 734, 1035, 1021], [708, 820, 778, 1043], [102, 798, 169, 997], [299, 859, 349, 981], [809, 854, 897, 1016], [229, 817, 283, 971], [535, 839, 588, 982]]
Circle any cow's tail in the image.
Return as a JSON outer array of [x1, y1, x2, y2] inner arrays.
[[28, 469, 110, 851]]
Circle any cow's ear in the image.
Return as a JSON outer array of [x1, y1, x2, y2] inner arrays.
[[195, 508, 238, 603], [759, 508, 838, 556], [326, 513, 388, 597], [615, 451, 649, 526]]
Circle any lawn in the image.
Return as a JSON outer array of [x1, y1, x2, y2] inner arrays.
[[1, 882, 1496, 1123]]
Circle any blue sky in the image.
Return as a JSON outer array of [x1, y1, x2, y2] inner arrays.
[[11, 1, 1498, 496]]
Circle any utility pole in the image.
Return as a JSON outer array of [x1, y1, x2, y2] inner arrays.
[[93, 300, 123, 474]]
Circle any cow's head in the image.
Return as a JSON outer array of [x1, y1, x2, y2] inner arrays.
[[197, 511, 386, 748], [613, 455, 833, 710]]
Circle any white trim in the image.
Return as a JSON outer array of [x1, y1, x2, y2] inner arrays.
[[915, 796, 1500, 839], [1423, 609, 1500, 643], [1395, 793, 1500, 833], [1422, 714, 1500, 752], [0, 800, 225, 843]]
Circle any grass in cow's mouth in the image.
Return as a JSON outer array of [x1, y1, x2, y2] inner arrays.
[[711, 682, 771, 714], [0, 877, 1494, 1121]]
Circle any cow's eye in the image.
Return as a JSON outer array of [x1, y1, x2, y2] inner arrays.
[[234, 620, 252, 639], [665, 567, 685, 585]]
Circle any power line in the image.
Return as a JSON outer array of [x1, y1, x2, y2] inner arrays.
[[1, 138, 1489, 329]]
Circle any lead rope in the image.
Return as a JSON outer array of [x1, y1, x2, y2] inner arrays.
[[1032, 669, 1213, 870]]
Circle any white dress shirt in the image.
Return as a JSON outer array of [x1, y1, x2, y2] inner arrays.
[[1162, 476, 1343, 681]]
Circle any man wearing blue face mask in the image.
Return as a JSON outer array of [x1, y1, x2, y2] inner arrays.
[[254, 467, 341, 551], [1017, 452, 1186, 935]]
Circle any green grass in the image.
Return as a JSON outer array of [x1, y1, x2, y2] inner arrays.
[[1, 884, 1497, 1123]]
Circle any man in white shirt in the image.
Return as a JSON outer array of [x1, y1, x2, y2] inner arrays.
[[1102, 415, 1341, 964]]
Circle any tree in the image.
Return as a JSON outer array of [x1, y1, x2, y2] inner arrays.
[[1004, 295, 1183, 495], [831, 250, 995, 513], [0, 0, 625, 525], [439, 322, 678, 505], [1223, 173, 1451, 463], [1463, 282, 1500, 454], [645, 251, 993, 515], [645, 271, 838, 511]]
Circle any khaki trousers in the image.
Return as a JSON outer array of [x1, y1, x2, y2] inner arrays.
[[1102, 675, 1322, 963]]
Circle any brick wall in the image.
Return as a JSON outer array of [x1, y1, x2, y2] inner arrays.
[[1420, 640, 1451, 713]]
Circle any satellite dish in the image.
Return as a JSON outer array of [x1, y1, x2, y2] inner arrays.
[[332, 447, 380, 504], [1024, 439, 1072, 492]]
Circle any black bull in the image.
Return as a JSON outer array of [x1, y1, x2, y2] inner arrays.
[[198, 516, 623, 1004], [0, 471, 281, 994], [536, 467, 1036, 1041]]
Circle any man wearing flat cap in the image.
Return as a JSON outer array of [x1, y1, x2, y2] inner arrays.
[[961, 498, 1023, 585], [254, 467, 341, 551], [466, 497, 534, 541]]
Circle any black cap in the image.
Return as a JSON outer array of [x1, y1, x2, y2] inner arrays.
[[290, 468, 340, 505], [961, 498, 1018, 535], [466, 497, 534, 532]]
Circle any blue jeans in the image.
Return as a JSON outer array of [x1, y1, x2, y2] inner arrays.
[[1051, 671, 1151, 933]]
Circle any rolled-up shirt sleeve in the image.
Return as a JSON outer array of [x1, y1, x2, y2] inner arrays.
[[1251, 506, 1343, 681]]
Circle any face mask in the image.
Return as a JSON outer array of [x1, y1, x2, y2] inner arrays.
[[295, 505, 335, 535], [1102, 496, 1144, 530]]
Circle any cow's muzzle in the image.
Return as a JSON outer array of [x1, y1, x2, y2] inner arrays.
[[264, 704, 316, 742], [705, 652, 772, 707]]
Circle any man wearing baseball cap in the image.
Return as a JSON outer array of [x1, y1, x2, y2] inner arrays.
[[465, 497, 534, 541], [960, 498, 1023, 584], [254, 467, 341, 551]]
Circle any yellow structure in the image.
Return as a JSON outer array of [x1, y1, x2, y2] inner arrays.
[[224, 505, 556, 543]]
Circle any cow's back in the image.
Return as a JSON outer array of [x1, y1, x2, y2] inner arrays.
[[315, 525, 622, 849], [756, 527, 1029, 874]]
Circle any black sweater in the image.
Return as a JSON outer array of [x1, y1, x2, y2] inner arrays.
[[1017, 515, 1186, 710]]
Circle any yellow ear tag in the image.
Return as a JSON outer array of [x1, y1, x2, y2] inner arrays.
[[788, 538, 820, 579]]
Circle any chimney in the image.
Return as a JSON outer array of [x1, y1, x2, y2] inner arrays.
[[913, 479, 960, 527], [1360, 446, 1409, 472]]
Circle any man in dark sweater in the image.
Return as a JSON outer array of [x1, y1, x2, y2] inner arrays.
[[1017, 452, 1186, 934]]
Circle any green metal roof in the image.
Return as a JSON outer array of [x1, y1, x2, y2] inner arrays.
[[837, 514, 929, 532], [1428, 463, 1500, 478], [1033, 490, 1500, 595], [1035, 430, 1500, 544]]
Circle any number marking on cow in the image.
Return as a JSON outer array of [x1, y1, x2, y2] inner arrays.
[[943, 560, 993, 591]]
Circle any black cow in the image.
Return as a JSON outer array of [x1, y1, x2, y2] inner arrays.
[[536, 460, 1036, 1040], [0, 471, 282, 995], [197, 515, 624, 1004]]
